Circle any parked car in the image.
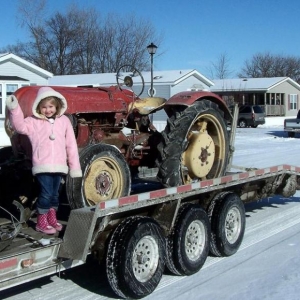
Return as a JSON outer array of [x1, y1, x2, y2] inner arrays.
[[237, 105, 265, 128], [284, 109, 300, 138]]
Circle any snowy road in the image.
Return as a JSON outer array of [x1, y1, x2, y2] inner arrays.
[[2, 125, 300, 300]]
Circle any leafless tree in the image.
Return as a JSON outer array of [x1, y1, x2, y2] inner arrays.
[[238, 52, 300, 82], [93, 13, 158, 73], [2, 0, 161, 75], [207, 52, 233, 79]]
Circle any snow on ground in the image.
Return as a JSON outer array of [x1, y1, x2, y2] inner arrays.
[[231, 117, 300, 170]]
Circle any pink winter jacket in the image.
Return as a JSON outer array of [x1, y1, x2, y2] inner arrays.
[[6, 88, 82, 178]]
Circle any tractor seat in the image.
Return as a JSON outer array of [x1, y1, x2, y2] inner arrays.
[[128, 97, 166, 115]]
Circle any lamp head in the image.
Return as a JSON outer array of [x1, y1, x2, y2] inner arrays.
[[147, 43, 158, 55]]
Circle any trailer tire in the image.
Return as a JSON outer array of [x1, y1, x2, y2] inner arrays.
[[288, 131, 295, 138], [157, 100, 229, 187], [66, 144, 131, 209], [166, 204, 210, 276], [106, 216, 165, 299], [209, 192, 245, 257]]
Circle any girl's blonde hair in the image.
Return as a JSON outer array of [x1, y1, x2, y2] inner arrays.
[[36, 96, 64, 117]]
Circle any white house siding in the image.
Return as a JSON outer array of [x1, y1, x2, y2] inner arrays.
[[171, 76, 211, 95], [150, 77, 212, 132], [141, 84, 170, 99], [0, 61, 51, 147], [0, 126, 10, 146], [268, 81, 300, 117], [140, 84, 169, 131], [152, 76, 212, 132], [0, 61, 49, 85]]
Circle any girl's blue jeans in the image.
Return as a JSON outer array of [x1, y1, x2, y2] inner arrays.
[[35, 173, 62, 214]]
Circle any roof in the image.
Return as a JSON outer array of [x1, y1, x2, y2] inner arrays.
[[49, 69, 214, 87], [0, 53, 53, 78], [0, 75, 29, 81], [211, 77, 300, 92]]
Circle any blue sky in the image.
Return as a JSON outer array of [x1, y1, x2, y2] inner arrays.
[[1, 0, 300, 78]]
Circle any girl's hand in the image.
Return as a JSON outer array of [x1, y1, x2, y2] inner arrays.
[[6, 95, 18, 110]]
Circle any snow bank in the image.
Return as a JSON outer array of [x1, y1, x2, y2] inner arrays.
[[260, 116, 296, 128]]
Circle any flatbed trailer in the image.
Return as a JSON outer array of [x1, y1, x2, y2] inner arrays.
[[0, 164, 299, 299]]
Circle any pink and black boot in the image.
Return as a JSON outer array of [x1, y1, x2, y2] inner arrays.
[[47, 208, 63, 231], [36, 213, 56, 235]]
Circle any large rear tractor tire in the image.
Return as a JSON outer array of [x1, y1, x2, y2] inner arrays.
[[157, 100, 229, 187], [66, 144, 131, 209]]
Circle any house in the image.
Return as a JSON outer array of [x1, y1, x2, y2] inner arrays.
[[210, 77, 300, 117], [49, 69, 214, 131], [2, 52, 299, 146], [0, 53, 53, 145]]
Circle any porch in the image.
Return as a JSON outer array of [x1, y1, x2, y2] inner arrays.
[[219, 92, 285, 116]]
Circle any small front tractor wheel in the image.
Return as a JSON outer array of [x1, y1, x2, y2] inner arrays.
[[66, 144, 131, 209]]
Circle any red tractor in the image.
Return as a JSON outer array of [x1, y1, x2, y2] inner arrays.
[[2, 66, 232, 211]]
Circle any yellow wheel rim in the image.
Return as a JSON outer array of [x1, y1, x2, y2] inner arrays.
[[83, 156, 125, 205], [182, 113, 226, 184]]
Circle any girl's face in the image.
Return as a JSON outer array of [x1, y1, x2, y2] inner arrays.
[[39, 100, 57, 118]]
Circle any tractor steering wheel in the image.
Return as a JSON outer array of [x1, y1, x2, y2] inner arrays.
[[116, 65, 145, 98]]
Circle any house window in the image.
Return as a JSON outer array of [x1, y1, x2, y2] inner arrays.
[[6, 84, 18, 96], [0, 83, 22, 117], [290, 94, 298, 110]]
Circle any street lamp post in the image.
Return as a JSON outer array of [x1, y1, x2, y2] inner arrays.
[[147, 42, 158, 97]]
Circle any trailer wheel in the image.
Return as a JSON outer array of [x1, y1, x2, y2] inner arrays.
[[157, 100, 229, 187], [166, 204, 210, 276], [208, 192, 245, 257], [288, 131, 295, 138], [66, 144, 131, 209], [106, 216, 165, 299]]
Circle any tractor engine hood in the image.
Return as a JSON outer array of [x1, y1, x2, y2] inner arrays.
[[13, 85, 134, 117]]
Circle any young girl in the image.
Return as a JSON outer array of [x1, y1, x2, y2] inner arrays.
[[6, 86, 82, 235]]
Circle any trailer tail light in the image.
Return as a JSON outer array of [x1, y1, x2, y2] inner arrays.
[[21, 259, 34, 268]]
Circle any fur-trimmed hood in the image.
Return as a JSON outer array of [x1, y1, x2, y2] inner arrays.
[[32, 87, 67, 118]]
